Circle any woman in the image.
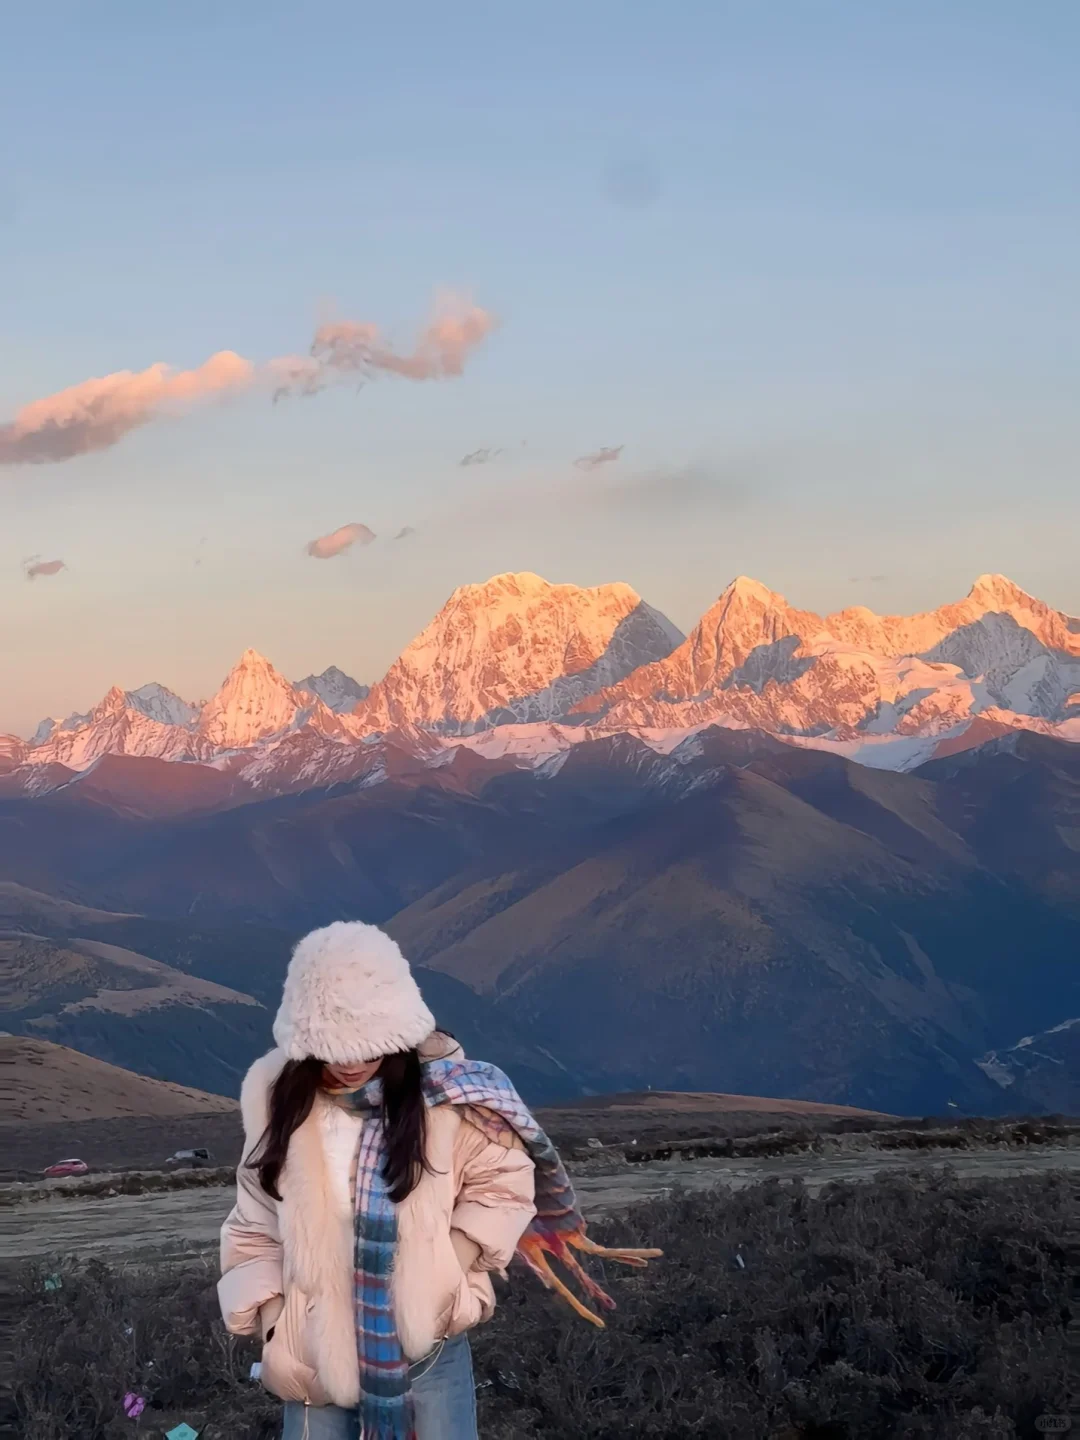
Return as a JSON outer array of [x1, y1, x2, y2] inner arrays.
[[219, 920, 659, 1440]]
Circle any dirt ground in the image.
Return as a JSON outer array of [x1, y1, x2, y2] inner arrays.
[[1, 1112, 246, 1180], [0, 1101, 885, 1179], [6, 1144, 1080, 1264]]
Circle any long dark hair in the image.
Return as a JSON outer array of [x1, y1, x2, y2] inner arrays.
[[247, 1049, 430, 1204]]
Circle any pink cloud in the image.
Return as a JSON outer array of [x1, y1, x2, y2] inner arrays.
[[0, 352, 255, 465], [23, 556, 66, 580], [0, 294, 496, 466], [304, 295, 497, 387], [305, 522, 376, 559]]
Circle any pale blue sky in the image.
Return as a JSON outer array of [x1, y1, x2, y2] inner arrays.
[[2, 2, 1078, 734]]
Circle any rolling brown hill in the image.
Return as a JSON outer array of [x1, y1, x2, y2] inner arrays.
[[0, 881, 134, 930], [2, 1037, 238, 1123], [1, 932, 262, 1019], [0, 927, 270, 1096], [551, 1089, 883, 1117]]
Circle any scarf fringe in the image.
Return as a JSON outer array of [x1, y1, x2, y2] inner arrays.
[[336, 1057, 660, 1434], [359, 1421, 415, 1440]]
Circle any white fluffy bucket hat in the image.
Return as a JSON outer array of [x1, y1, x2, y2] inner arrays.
[[272, 921, 436, 1064]]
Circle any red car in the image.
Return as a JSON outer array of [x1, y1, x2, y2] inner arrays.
[[43, 1159, 89, 1178]]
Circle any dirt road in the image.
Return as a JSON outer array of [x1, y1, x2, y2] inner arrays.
[[6, 1145, 1079, 1264]]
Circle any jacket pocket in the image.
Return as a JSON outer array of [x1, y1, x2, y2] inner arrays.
[[395, 1223, 467, 1361], [259, 1290, 327, 1405], [260, 1332, 318, 1404]]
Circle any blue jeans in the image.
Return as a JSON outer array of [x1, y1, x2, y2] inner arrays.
[[281, 1334, 478, 1440]]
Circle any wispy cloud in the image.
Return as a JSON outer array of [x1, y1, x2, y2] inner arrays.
[[23, 556, 66, 580], [0, 352, 255, 465], [1, 294, 496, 466], [313, 296, 494, 384], [574, 444, 624, 471], [274, 294, 496, 401], [849, 574, 888, 584], [574, 458, 763, 517], [305, 522, 376, 559], [459, 446, 503, 467], [393, 526, 417, 541]]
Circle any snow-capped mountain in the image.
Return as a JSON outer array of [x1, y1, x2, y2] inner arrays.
[[26, 686, 202, 770], [826, 573, 1080, 658], [354, 571, 685, 735], [0, 733, 28, 773], [126, 683, 200, 727], [14, 652, 358, 786], [5, 570, 1078, 806], [197, 649, 317, 751], [572, 574, 1080, 741], [26, 683, 199, 765], [30, 684, 196, 747], [296, 666, 370, 714], [32, 710, 91, 745], [195, 650, 362, 752]]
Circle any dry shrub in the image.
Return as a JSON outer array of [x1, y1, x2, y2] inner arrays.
[[12, 1258, 277, 1440], [13, 1171, 1075, 1439], [472, 1170, 1074, 1438]]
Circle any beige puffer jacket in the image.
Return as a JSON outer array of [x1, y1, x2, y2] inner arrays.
[[218, 1033, 536, 1408]]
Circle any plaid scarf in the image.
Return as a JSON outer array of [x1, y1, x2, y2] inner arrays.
[[329, 1057, 660, 1440]]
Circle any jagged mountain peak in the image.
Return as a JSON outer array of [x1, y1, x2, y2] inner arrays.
[[719, 575, 791, 606], [305, 663, 352, 684], [463, 569, 550, 593], [693, 578, 823, 664], [447, 571, 551, 606], [19, 682, 199, 773], [126, 683, 199, 727], [570, 576, 822, 723], [296, 665, 370, 714], [93, 685, 129, 717], [968, 573, 1033, 607], [575, 571, 1080, 736], [231, 647, 279, 673], [197, 650, 309, 750], [824, 574, 1079, 664], [355, 571, 681, 734], [448, 570, 640, 609]]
